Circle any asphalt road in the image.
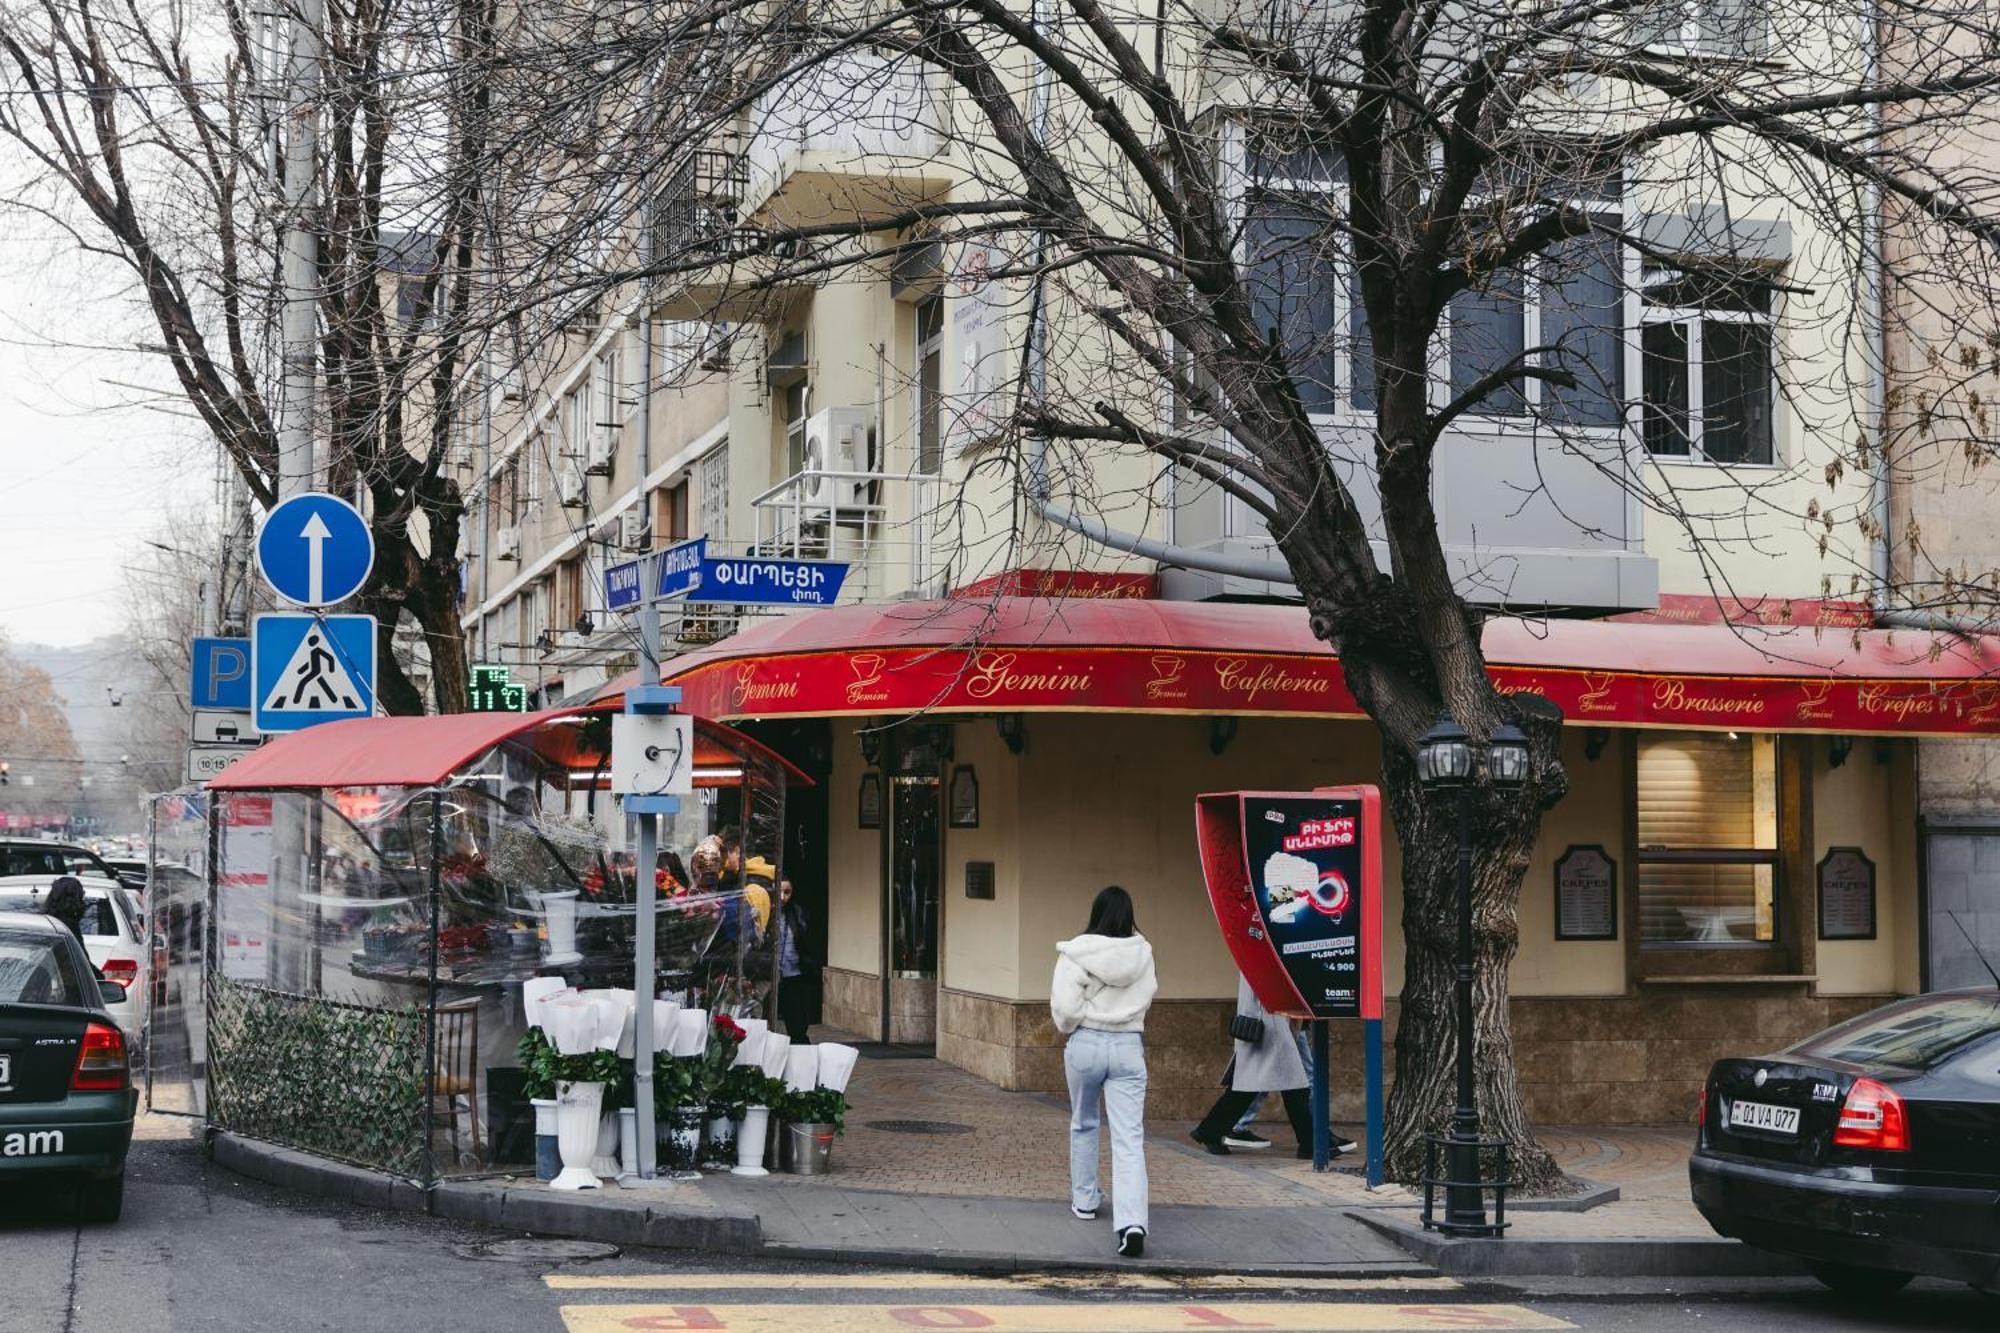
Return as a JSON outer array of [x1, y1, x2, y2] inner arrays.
[[0, 1119, 1991, 1332]]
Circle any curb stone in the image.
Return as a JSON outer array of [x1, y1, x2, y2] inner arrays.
[[1346, 1209, 1808, 1278]]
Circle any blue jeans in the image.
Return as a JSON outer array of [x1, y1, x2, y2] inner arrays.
[[1064, 1027, 1149, 1234], [1232, 1029, 1316, 1134]]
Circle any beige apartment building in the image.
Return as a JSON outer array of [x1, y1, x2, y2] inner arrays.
[[457, 5, 1996, 1122]]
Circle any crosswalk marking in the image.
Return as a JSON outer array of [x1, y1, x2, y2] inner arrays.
[[546, 1274, 1464, 1293], [557, 1303, 1571, 1332]]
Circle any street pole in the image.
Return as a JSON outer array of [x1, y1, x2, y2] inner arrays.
[[1310, 1018, 1330, 1171], [278, 0, 321, 498], [1446, 786, 1486, 1231], [630, 600, 662, 1180]]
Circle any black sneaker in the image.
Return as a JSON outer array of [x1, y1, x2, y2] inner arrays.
[[1222, 1129, 1271, 1149], [1190, 1131, 1230, 1155], [1071, 1204, 1097, 1220], [1117, 1227, 1146, 1258], [1298, 1143, 1352, 1160]]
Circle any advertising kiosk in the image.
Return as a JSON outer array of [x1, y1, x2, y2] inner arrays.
[[1196, 786, 1386, 1186]]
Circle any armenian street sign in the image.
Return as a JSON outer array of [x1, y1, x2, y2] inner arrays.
[[190, 637, 252, 711], [251, 613, 377, 733], [256, 492, 375, 607], [605, 538, 711, 614], [685, 555, 848, 606]]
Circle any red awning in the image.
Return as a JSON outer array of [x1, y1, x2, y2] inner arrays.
[[206, 707, 812, 791], [590, 597, 2000, 737]]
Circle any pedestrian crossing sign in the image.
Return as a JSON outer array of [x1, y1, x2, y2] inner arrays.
[[252, 613, 377, 733]]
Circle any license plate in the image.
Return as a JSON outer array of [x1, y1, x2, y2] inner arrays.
[[1727, 1098, 1800, 1136], [0, 1053, 10, 1089]]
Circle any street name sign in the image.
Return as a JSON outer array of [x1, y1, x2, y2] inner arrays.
[[685, 555, 848, 606], [256, 493, 375, 607], [186, 746, 247, 786], [252, 613, 377, 732], [192, 710, 257, 745], [605, 537, 709, 613], [190, 638, 252, 711]]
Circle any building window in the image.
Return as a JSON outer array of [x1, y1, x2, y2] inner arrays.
[[501, 461, 521, 527], [1240, 134, 1623, 425], [1631, 0, 1770, 58], [915, 296, 943, 473], [784, 382, 810, 478], [1640, 263, 1776, 464], [1636, 732, 1779, 946], [698, 444, 729, 543], [555, 557, 584, 631], [655, 479, 689, 544]]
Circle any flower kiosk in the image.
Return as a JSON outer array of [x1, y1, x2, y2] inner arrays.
[[199, 706, 824, 1187]]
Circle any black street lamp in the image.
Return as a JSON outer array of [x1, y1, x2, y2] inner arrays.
[[1417, 713, 1529, 1235]]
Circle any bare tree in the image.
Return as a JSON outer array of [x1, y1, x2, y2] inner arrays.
[[0, 0, 511, 713], [573, 0, 2000, 1183]]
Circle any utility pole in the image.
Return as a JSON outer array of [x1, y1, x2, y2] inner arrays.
[[278, 0, 323, 499]]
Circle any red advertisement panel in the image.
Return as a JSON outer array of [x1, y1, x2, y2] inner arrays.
[[1197, 787, 1384, 1021]]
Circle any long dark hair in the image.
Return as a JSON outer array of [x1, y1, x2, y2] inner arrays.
[[1085, 885, 1136, 938]]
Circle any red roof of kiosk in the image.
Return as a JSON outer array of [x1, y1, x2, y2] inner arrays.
[[206, 706, 811, 791], [589, 597, 2000, 737]]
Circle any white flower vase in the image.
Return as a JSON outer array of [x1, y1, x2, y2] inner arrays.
[[617, 1107, 639, 1179], [732, 1105, 771, 1177], [550, 1080, 605, 1190], [590, 1110, 623, 1179], [539, 890, 582, 966]]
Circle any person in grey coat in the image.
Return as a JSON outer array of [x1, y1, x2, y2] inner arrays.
[[1189, 977, 1352, 1159]]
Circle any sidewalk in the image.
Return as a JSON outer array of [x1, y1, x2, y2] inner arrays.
[[213, 1041, 1789, 1277]]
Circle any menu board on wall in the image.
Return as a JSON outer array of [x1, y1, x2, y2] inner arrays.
[[1554, 845, 1618, 941], [1818, 847, 1877, 940]]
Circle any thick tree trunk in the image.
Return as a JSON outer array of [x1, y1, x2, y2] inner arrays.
[[1377, 717, 1566, 1193]]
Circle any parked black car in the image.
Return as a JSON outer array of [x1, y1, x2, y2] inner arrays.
[[0, 911, 137, 1222], [1690, 987, 2000, 1296]]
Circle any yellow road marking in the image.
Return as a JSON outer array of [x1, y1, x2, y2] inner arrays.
[[546, 1274, 1462, 1294], [559, 1302, 1572, 1332]]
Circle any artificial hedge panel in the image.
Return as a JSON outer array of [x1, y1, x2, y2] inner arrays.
[[207, 977, 431, 1178]]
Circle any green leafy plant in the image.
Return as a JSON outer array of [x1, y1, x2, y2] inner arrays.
[[517, 1027, 631, 1106], [778, 1086, 848, 1135], [715, 1065, 783, 1120], [652, 1052, 698, 1116]]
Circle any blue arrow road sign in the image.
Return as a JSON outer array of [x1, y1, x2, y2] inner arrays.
[[256, 493, 375, 607], [191, 637, 252, 710], [252, 613, 377, 733], [685, 556, 848, 606]]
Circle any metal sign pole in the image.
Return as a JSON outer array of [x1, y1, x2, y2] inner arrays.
[[630, 597, 663, 1181], [1311, 1019, 1330, 1172]]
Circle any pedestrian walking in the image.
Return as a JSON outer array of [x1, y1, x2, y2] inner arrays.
[[1190, 977, 1355, 1159], [1050, 885, 1157, 1258]]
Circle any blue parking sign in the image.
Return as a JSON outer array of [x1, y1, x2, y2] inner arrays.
[[252, 614, 377, 732], [191, 638, 252, 711]]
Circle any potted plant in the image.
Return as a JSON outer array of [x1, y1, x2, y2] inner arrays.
[[516, 1028, 561, 1183], [721, 1067, 787, 1176], [579, 1048, 631, 1179], [777, 1086, 847, 1175], [651, 1050, 702, 1172], [699, 1015, 746, 1168]]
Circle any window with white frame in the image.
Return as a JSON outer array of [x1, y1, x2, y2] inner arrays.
[[698, 443, 729, 543], [915, 296, 943, 474], [1240, 132, 1625, 426], [595, 350, 621, 431], [1631, 0, 1771, 58], [522, 435, 544, 508], [1640, 263, 1777, 465]]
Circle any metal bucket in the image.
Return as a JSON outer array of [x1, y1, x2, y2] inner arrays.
[[785, 1121, 835, 1175]]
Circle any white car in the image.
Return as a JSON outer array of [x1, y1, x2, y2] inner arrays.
[[0, 876, 152, 1045]]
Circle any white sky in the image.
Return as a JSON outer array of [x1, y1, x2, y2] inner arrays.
[[0, 229, 215, 647]]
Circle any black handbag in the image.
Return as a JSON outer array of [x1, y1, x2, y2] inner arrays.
[[1229, 1012, 1266, 1045]]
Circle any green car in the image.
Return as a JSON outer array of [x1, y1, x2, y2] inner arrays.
[[0, 910, 137, 1222]]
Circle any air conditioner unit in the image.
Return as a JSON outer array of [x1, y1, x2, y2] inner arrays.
[[799, 407, 872, 510], [496, 366, 524, 403], [557, 462, 588, 508], [496, 526, 521, 562], [585, 423, 616, 476], [618, 511, 648, 552]]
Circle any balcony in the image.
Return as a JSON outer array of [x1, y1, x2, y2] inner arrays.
[[752, 465, 947, 602], [739, 51, 951, 230]]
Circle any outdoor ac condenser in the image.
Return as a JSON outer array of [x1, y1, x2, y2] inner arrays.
[[496, 526, 522, 562], [557, 462, 588, 508], [618, 511, 647, 552], [799, 406, 872, 512], [585, 423, 616, 475]]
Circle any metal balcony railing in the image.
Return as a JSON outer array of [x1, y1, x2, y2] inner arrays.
[[751, 469, 946, 601]]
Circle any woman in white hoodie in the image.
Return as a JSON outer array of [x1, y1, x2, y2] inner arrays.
[[1050, 885, 1158, 1258]]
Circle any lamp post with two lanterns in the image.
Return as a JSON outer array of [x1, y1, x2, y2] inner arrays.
[[1415, 712, 1531, 1235]]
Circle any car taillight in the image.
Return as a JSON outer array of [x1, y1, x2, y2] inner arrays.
[[101, 959, 139, 991], [71, 1022, 128, 1091], [1697, 1089, 1707, 1130], [1833, 1077, 1910, 1151]]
